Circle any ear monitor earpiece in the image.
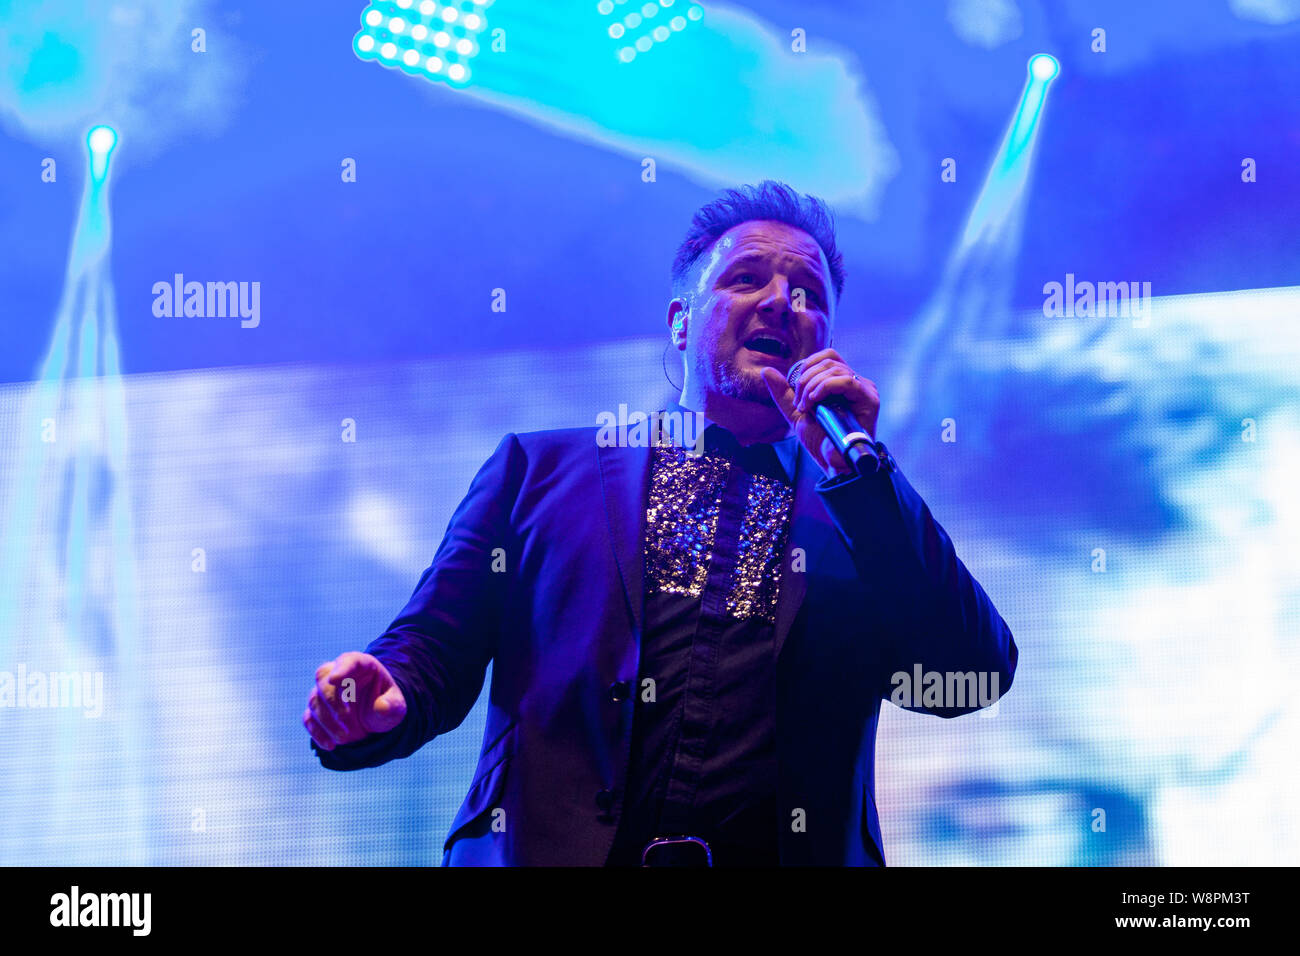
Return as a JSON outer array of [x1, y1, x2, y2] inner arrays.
[[671, 297, 689, 331]]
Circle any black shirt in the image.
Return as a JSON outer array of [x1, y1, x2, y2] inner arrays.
[[607, 422, 799, 866]]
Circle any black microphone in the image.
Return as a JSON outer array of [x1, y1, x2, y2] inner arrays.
[[786, 359, 879, 475]]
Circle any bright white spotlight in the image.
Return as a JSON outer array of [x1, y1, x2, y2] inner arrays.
[[87, 125, 118, 183], [1029, 53, 1059, 82], [88, 126, 117, 155]]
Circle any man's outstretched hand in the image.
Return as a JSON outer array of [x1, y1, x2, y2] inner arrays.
[[303, 652, 407, 751]]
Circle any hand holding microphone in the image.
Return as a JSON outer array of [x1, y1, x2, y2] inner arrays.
[[760, 348, 883, 478]]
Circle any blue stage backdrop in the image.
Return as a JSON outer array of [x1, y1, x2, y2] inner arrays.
[[0, 0, 1297, 865]]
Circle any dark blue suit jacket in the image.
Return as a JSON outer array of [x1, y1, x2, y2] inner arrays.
[[314, 427, 1018, 865]]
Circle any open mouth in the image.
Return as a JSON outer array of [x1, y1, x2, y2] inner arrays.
[[742, 333, 792, 360]]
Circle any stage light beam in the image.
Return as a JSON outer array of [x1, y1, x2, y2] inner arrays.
[[87, 124, 117, 183], [881, 54, 1061, 456], [1003, 54, 1060, 168], [0, 123, 151, 862]]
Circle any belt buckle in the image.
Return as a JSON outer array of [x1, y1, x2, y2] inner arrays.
[[641, 835, 713, 867]]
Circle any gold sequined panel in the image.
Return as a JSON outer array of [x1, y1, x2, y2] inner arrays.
[[643, 444, 794, 623], [725, 473, 794, 621], [644, 446, 730, 600]]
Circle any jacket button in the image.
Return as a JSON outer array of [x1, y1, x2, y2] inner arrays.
[[608, 680, 632, 702], [595, 789, 615, 812]]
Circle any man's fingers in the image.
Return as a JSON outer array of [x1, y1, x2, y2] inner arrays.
[[315, 662, 344, 711], [804, 372, 859, 410], [323, 651, 368, 688], [302, 710, 335, 751], [761, 366, 799, 424], [367, 684, 408, 734], [307, 652, 399, 748], [792, 357, 839, 409], [314, 668, 365, 737], [318, 654, 374, 713], [308, 689, 349, 742], [798, 366, 847, 411]]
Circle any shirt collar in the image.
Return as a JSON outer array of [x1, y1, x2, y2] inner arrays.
[[665, 400, 800, 483]]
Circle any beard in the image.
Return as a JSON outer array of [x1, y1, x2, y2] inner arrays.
[[705, 351, 777, 408]]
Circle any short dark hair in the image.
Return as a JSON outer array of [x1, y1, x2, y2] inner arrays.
[[671, 180, 845, 302]]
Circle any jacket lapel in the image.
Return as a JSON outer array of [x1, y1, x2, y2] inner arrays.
[[597, 440, 651, 636], [773, 447, 837, 660]]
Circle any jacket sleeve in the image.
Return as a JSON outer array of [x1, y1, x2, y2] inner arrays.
[[312, 433, 526, 769], [814, 456, 1018, 718]]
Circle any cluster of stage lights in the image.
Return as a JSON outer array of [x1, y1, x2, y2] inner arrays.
[[354, 0, 493, 85], [599, 0, 704, 63]]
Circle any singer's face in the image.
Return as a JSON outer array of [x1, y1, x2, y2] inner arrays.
[[673, 219, 835, 407]]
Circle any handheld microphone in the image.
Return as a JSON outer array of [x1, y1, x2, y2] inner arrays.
[[786, 360, 879, 475]]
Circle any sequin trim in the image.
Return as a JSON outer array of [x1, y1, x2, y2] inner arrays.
[[643, 443, 794, 623], [726, 473, 793, 621]]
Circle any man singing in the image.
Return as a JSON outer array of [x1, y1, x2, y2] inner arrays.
[[303, 180, 1018, 866]]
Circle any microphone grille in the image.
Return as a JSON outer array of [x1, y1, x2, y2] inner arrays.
[[785, 360, 805, 390]]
